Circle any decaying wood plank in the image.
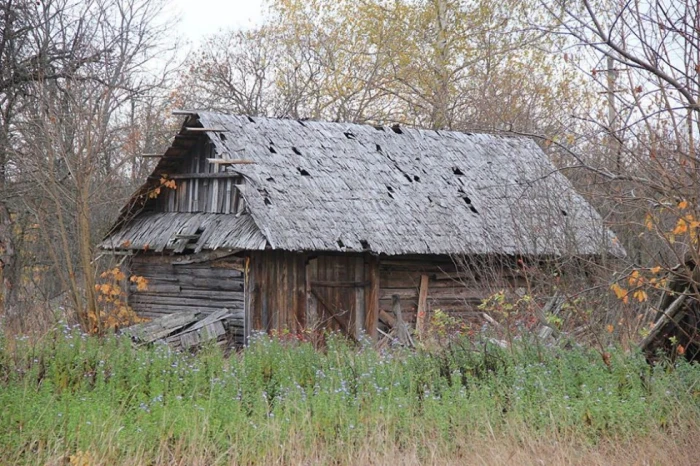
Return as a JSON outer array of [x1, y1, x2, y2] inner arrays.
[[379, 309, 396, 328], [168, 172, 244, 180], [171, 250, 242, 265], [126, 311, 200, 345], [206, 158, 255, 165], [310, 280, 370, 288], [365, 256, 380, 340], [125, 308, 239, 350], [306, 258, 318, 329], [392, 294, 414, 347], [185, 127, 227, 132], [415, 274, 429, 338]]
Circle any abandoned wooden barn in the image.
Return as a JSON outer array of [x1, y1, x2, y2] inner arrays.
[[100, 111, 623, 344]]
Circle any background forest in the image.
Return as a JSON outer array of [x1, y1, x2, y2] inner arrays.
[[1, 0, 699, 341]]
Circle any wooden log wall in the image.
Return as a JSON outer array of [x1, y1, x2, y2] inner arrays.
[[128, 254, 245, 343], [378, 255, 527, 326], [155, 138, 245, 214]]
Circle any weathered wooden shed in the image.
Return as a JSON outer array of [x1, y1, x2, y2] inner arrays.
[[101, 111, 623, 344]]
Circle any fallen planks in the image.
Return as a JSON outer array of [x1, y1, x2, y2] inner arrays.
[[124, 308, 242, 350]]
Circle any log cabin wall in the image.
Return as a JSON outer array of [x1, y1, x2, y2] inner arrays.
[[128, 254, 246, 342], [377, 255, 525, 327]]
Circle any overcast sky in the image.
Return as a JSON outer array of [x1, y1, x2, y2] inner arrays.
[[172, 0, 266, 45]]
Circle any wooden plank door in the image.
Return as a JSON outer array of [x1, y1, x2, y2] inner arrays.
[[306, 255, 366, 338]]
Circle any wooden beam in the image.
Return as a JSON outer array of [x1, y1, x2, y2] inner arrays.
[[185, 127, 227, 132], [139, 153, 163, 158], [416, 274, 429, 338], [392, 295, 411, 346], [379, 309, 396, 328], [172, 109, 198, 115], [310, 280, 370, 288], [306, 258, 318, 330], [207, 158, 255, 165], [168, 172, 244, 180], [365, 256, 380, 340]]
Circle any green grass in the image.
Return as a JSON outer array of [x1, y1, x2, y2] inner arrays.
[[0, 325, 698, 464]]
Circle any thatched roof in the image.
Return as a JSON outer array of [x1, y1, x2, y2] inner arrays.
[[102, 112, 624, 257]]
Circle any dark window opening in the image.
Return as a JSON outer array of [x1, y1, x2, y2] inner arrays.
[[360, 239, 370, 250], [376, 143, 382, 152], [413, 175, 420, 182], [453, 167, 464, 176], [219, 133, 227, 141], [391, 124, 403, 134], [269, 146, 277, 154], [297, 167, 311, 176], [292, 147, 302, 155], [247, 116, 255, 123], [561, 209, 568, 216], [264, 197, 272, 206], [344, 131, 356, 140], [337, 239, 345, 248]]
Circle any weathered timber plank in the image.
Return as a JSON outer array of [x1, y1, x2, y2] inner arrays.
[[365, 256, 380, 340], [306, 257, 318, 329], [416, 274, 429, 337]]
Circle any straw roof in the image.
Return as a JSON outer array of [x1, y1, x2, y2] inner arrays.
[[102, 112, 623, 257]]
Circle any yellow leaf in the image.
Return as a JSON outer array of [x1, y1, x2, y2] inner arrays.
[[645, 213, 654, 230], [673, 218, 688, 235], [633, 289, 648, 302], [628, 270, 641, 286], [650, 266, 662, 274], [610, 283, 628, 301], [678, 200, 689, 209], [606, 324, 614, 333]]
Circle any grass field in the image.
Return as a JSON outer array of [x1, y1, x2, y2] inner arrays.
[[0, 325, 698, 465]]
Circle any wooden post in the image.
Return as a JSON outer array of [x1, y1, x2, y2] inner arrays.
[[244, 256, 253, 344], [416, 274, 429, 339], [365, 255, 380, 340], [392, 294, 412, 346], [306, 257, 318, 330], [354, 257, 365, 339]]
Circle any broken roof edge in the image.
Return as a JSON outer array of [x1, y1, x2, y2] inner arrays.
[[99, 212, 270, 253]]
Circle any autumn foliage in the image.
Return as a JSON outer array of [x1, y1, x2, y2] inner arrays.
[[91, 267, 149, 333]]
